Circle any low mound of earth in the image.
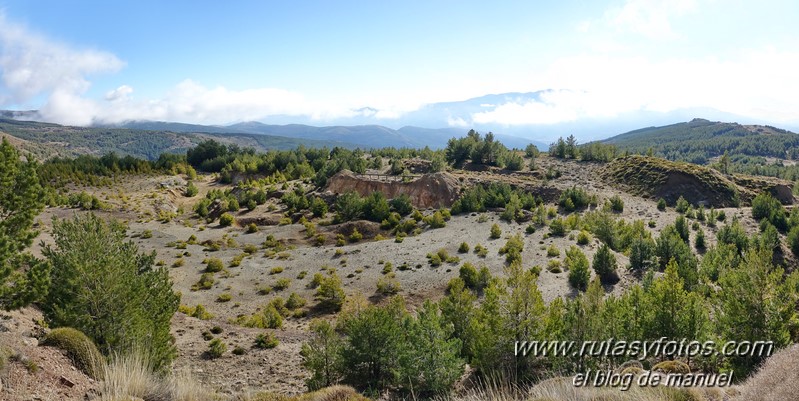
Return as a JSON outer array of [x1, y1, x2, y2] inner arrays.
[[602, 155, 794, 207], [325, 169, 460, 209]]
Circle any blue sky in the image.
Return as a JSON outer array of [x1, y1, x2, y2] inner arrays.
[[2, 0, 799, 127]]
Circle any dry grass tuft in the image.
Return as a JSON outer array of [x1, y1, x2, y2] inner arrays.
[[100, 351, 216, 401], [734, 344, 799, 401]]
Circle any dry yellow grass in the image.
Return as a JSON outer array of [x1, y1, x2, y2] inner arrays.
[[734, 344, 799, 401], [100, 351, 215, 401]]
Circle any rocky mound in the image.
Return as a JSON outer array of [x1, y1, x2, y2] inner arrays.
[[325, 170, 460, 209], [601, 155, 794, 207]]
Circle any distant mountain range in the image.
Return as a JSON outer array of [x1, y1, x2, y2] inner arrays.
[[5, 90, 799, 156], [101, 120, 545, 151]]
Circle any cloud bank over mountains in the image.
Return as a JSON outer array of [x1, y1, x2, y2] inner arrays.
[[3, 1, 799, 137]]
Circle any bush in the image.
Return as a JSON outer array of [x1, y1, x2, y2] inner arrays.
[[205, 257, 224, 272], [254, 332, 279, 349], [546, 245, 560, 257], [185, 181, 198, 197], [424, 211, 447, 228], [609, 195, 624, 212], [498, 234, 524, 265], [246, 223, 259, 233], [269, 266, 284, 275], [652, 360, 690, 374], [788, 226, 799, 257], [559, 186, 591, 211], [695, 230, 706, 250], [566, 246, 590, 291], [286, 292, 307, 310], [217, 293, 232, 302], [459, 263, 479, 290], [193, 273, 215, 290], [549, 217, 566, 237], [311, 197, 328, 218], [490, 223, 502, 239], [474, 243, 488, 257], [273, 278, 291, 291], [376, 277, 402, 295], [525, 224, 536, 234], [208, 338, 226, 358], [657, 198, 667, 211], [335, 192, 363, 222], [349, 228, 363, 242], [458, 242, 470, 253], [577, 230, 591, 245], [315, 272, 346, 311], [390, 194, 413, 216], [219, 213, 234, 227], [42, 327, 105, 379], [592, 244, 619, 284], [752, 192, 788, 231], [675, 196, 690, 213], [547, 259, 562, 273]]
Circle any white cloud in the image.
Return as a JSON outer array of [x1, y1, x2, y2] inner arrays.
[[606, 0, 697, 40], [0, 12, 124, 124]]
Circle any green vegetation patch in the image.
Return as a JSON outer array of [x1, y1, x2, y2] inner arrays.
[[42, 327, 105, 379]]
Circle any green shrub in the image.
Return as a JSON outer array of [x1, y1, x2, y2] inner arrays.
[[490, 223, 502, 239], [217, 293, 232, 302], [546, 244, 560, 257], [192, 273, 215, 291], [315, 272, 346, 311], [652, 360, 690, 374], [474, 243, 488, 257], [566, 246, 590, 291], [205, 257, 224, 272], [311, 197, 328, 218], [246, 223, 259, 233], [273, 278, 291, 291], [549, 217, 566, 237], [609, 195, 624, 212], [424, 211, 447, 228], [428, 253, 442, 267], [547, 259, 562, 273], [269, 266, 284, 275], [219, 212, 234, 226], [376, 277, 402, 295], [788, 226, 799, 257], [459, 263, 479, 289], [458, 242, 470, 253], [42, 327, 104, 379], [675, 196, 690, 213], [286, 292, 307, 310], [498, 234, 524, 264], [140, 230, 153, 239], [592, 244, 619, 284], [657, 198, 667, 211], [577, 230, 591, 245], [208, 338, 226, 358], [185, 181, 198, 197], [254, 332, 279, 349], [695, 230, 706, 250], [349, 228, 363, 242], [390, 194, 413, 216], [559, 186, 591, 211]]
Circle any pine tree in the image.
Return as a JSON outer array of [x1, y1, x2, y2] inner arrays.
[[399, 301, 464, 394], [440, 278, 477, 358], [301, 319, 344, 390], [566, 246, 591, 291], [42, 213, 179, 371], [0, 139, 49, 310], [592, 244, 619, 284]]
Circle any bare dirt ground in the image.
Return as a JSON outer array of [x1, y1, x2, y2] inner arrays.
[[11, 155, 773, 398]]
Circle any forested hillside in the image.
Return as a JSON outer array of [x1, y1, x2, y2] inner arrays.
[[603, 118, 799, 164]]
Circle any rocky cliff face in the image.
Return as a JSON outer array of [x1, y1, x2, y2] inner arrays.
[[325, 170, 461, 209]]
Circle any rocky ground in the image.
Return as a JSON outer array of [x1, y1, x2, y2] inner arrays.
[[1, 155, 775, 399]]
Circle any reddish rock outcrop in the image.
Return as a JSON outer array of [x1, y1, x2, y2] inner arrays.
[[325, 170, 460, 209]]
